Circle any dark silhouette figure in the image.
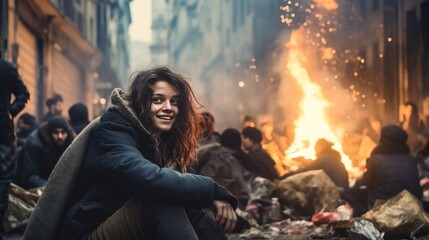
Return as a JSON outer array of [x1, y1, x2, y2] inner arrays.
[[68, 103, 90, 134], [0, 50, 29, 235], [16, 113, 38, 147]]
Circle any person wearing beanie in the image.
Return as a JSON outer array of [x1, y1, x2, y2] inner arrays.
[[353, 125, 422, 215], [14, 116, 74, 189], [68, 103, 90, 134], [241, 127, 279, 180]]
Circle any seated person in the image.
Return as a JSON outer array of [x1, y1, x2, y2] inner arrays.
[[14, 116, 74, 189], [194, 128, 250, 210], [16, 113, 38, 148], [282, 138, 349, 191], [241, 127, 279, 180], [354, 125, 422, 214]]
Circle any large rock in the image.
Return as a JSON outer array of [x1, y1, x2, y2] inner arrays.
[[272, 170, 340, 218]]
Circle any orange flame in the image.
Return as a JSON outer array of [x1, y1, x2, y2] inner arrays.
[[285, 28, 353, 171]]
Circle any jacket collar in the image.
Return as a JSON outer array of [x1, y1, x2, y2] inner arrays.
[[108, 88, 152, 138]]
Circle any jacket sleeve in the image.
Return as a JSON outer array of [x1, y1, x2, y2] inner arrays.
[[87, 121, 237, 208], [9, 67, 29, 117]]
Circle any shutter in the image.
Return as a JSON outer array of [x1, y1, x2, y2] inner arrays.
[[16, 21, 37, 116], [51, 50, 83, 114]]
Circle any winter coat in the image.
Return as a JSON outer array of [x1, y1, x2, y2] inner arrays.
[[14, 123, 73, 189], [195, 143, 250, 209], [246, 144, 279, 180], [359, 154, 423, 206], [282, 149, 349, 190], [23, 88, 237, 240], [0, 58, 29, 144]]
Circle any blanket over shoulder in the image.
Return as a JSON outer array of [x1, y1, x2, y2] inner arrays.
[[23, 117, 100, 240]]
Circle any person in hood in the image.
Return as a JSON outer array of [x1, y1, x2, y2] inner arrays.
[[68, 103, 90, 134], [14, 116, 74, 189], [35, 67, 237, 240], [354, 125, 422, 215]]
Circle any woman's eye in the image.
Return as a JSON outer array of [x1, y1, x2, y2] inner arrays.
[[152, 98, 162, 103], [171, 99, 178, 105]]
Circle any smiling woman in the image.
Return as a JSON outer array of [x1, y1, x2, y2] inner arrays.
[[24, 66, 238, 240], [149, 81, 179, 133]]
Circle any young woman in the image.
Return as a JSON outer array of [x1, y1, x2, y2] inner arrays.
[[24, 67, 237, 240]]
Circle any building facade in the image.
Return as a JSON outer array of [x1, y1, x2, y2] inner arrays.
[[1, 0, 132, 120], [150, 0, 169, 64], [343, 0, 429, 123], [164, 0, 283, 129]]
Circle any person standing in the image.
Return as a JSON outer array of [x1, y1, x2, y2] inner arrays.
[[24, 67, 237, 240], [0, 49, 29, 236]]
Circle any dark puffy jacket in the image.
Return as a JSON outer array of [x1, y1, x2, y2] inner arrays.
[[360, 154, 422, 206], [0, 59, 29, 144], [59, 108, 237, 239], [246, 145, 279, 180], [14, 123, 73, 189]]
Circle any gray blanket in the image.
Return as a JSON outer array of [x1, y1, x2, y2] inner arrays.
[[23, 117, 100, 240]]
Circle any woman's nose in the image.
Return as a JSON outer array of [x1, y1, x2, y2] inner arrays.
[[162, 101, 173, 112]]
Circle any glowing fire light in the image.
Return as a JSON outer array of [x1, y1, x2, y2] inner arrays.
[[282, 0, 353, 171], [285, 30, 352, 170]]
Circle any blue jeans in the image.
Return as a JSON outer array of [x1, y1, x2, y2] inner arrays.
[[88, 198, 228, 240], [0, 143, 16, 234]]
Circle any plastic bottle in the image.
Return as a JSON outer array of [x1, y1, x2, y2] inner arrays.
[[270, 197, 282, 222]]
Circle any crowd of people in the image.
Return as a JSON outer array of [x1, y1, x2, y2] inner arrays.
[[1, 60, 429, 239]]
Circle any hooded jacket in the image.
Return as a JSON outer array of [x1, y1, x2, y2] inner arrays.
[[24, 88, 237, 240], [14, 122, 74, 189]]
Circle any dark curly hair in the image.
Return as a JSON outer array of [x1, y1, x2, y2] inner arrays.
[[127, 67, 204, 168]]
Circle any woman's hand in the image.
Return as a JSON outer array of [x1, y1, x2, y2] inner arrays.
[[212, 200, 237, 233]]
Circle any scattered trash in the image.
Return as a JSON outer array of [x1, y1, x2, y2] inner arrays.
[[348, 219, 384, 240]]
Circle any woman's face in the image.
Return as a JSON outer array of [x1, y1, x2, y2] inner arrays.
[[150, 80, 179, 133]]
